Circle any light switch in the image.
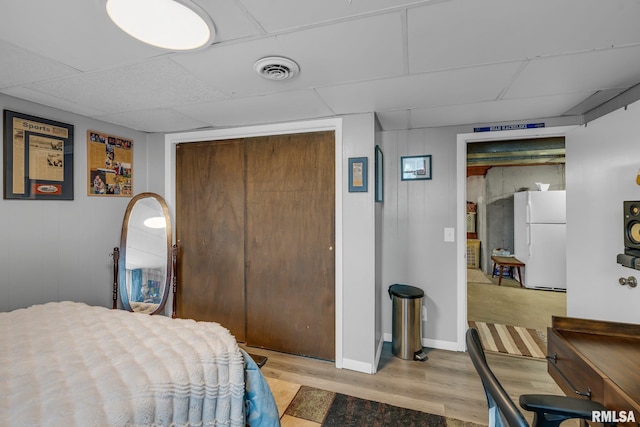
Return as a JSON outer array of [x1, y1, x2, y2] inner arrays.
[[444, 227, 455, 242]]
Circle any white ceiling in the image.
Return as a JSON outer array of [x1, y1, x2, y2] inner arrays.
[[1, 0, 640, 133]]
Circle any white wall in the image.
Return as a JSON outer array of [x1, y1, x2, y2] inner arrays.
[[341, 114, 378, 371], [566, 101, 640, 324], [381, 126, 464, 347], [7, 88, 639, 367], [0, 94, 149, 312]]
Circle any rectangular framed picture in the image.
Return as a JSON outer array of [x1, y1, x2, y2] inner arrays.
[[348, 157, 368, 192], [401, 154, 432, 181], [87, 130, 133, 196], [3, 110, 74, 200], [375, 145, 383, 202]]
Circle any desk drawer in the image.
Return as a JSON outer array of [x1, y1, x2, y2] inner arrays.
[[547, 330, 604, 403]]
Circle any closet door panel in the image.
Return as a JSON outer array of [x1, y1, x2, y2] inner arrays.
[[175, 140, 246, 341], [245, 131, 335, 360]]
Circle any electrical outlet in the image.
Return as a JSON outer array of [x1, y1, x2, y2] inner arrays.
[[422, 306, 427, 321]]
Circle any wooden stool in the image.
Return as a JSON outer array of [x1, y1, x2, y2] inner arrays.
[[490, 256, 525, 287]]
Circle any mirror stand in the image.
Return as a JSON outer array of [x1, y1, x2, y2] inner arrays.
[[171, 244, 178, 318], [111, 245, 178, 316], [112, 247, 119, 309]]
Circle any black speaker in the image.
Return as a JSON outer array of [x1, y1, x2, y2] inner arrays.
[[624, 201, 640, 250]]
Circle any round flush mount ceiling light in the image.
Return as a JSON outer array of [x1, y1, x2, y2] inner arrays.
[[254, 57, 300, 81], [105, 0, 215, 51]]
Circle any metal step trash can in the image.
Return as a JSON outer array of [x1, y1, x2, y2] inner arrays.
[[388, 284, 428, 361]]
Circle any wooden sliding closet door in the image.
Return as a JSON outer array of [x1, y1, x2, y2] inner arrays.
[[245, 132, 335, 360], [175, 140, 246, 341], [175, 131, 335, 360]]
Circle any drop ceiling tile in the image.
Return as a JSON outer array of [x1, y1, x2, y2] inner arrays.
[[195, 1, 263, 41], [0, 0, 166, 71], [563, 88, 627, 116], [239, 0, 441, 32], [375, 110, 410, 131], [410, 92, 587, 128], [25, 58, 227, 114], [504, 45, 640, 99], [0, 41, 79, 89], [1, 86, 106, 118], [173, 12, 405, 97], [317, 61, 522, 114], [408, 0, 640, 73], [93, 109, 211, 133], [174, 90, 334, 127]]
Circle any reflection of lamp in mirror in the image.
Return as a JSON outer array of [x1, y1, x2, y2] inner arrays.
[[144, 216, 167, 229]]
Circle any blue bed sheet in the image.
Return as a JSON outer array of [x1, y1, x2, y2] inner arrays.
[[241, 349, 281, 427]]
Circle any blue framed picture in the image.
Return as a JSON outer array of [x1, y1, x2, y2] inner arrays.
[[401, 154, 432, 181], [348, 157, 368, 192]]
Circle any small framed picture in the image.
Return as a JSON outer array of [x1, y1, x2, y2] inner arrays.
[[348, 157, 368, 192], [401, 155, 432, 181]]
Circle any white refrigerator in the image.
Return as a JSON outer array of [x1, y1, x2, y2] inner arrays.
[[513, 190, 566, 290]]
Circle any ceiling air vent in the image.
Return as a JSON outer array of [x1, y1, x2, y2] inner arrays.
[[254, 56, 300, 81]]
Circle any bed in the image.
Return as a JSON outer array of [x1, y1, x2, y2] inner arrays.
[[0, 301, 280, 427]]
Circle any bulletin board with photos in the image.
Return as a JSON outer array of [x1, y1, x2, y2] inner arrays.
[[87, 130, 133, 196]]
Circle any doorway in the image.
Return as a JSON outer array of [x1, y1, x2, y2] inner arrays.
[[175, 131, 336, 361], [466, 140, 569, 333], [455, 126, 577, 349]]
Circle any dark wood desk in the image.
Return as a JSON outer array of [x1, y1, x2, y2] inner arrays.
[[548, 316, 640, 426], [490, 255, 524, 287]]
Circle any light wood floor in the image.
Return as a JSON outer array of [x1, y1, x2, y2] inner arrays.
[[467, 268, 567, 332], [244, 342, 564, 426], [242, 270, 569, 426]]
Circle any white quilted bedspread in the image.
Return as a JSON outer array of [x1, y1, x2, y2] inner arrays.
[[0, 301, 246, 427]]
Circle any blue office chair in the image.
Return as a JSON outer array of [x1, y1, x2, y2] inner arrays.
[[466, 328, 612, 427]]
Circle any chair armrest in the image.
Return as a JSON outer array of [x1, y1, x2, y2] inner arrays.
[[520, 394, 608, 420]]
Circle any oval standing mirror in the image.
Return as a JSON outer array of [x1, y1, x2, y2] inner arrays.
[[118, 192, 172, 315]]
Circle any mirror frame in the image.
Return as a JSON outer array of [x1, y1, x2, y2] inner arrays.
[[118, 192, 172, 315]]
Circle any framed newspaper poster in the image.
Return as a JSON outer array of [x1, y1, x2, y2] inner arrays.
[[87, 130, 133, 196], [3, 110, 74, 200]]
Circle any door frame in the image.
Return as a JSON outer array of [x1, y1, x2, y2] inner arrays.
[[455, 125, 577, 351], [165, 118, 344, 368]]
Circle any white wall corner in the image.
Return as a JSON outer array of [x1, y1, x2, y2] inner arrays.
[[342, 358, 375, 374]]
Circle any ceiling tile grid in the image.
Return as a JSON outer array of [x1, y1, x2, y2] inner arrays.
[[0, 0, 639, 132]]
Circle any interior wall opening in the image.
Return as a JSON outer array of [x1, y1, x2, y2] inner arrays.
[[464, 136, 568, 342]]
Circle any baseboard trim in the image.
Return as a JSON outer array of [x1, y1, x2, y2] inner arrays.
[[383, 333, 459, 352], [342, 358, 374, 374]]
